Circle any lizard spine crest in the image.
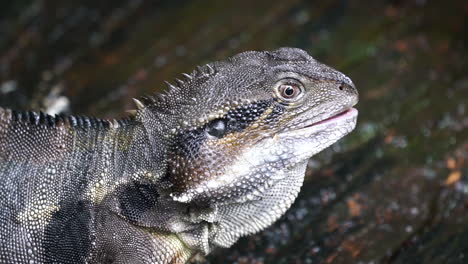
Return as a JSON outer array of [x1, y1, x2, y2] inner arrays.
[[0, 107, 132, 130]]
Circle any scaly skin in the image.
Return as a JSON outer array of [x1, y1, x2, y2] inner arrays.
[[0, 48, 358, 263]]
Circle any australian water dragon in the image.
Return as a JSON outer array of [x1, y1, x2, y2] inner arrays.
[[0, 47, 358, 263]]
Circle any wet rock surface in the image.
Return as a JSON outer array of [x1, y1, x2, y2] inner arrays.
[[0, 0, 467, 263]]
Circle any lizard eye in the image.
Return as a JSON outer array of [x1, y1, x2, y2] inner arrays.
[[205, 119, 227, 138], [276, 79, 304, 101]]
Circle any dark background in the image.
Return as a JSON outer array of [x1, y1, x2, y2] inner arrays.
[[0, 0, 467, 263]]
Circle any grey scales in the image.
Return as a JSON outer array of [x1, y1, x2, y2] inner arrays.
[[0, 47, 358, 263]]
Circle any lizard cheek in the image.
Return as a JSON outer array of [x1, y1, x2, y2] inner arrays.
[[169, 122, 273, 204], [168, 139, 239, 203]]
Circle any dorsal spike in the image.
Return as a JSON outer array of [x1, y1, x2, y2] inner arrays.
[[111, 119, 120, 129], [101, 119, 108, 129], [164, 81, 178, 90], [157, 92, 167, 101], [103, 119, 110, 129], [140, 95, 155, 105], [175, 78, 185, 86], [132, 98, 145, 110], [14, 111, 21, 121], [83, 117, 91, 128], [29, 111, 39, 125], [182, 73, 192, 80], [3, 108, 12, 120], [38, 111, 46, 125], [206, 64, 215, 75], [68, 115, 77, 127], [88, 117, 96, 128], [21, 111, 28, 123], [75, 116, 83, 127], [93, 117, 101, 128], [55, 115, 65, 126], [196, 66, 205, 76]]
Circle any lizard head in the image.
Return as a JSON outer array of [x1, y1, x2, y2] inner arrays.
[[137, 47, 358, 250]]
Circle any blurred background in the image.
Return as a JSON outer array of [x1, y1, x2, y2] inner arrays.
[[0, 0, 467, 263]]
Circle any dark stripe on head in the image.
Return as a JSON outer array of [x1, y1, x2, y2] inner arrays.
[[170, 100, 272, 160]]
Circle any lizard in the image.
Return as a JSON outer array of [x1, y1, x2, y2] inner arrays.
[[0, 47, 358, 264]]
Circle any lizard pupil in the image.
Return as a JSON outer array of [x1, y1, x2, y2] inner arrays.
[[206, 119, 227, 138], [279, 83, 300, 99], [285, 86, 294, 96]]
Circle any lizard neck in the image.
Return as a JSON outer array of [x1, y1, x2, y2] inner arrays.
[[75, 116, 166, 205]]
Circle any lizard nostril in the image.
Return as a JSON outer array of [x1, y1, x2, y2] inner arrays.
[[338, 84, 344, 91]]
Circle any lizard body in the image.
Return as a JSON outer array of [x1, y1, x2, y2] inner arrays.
[[0, 48, 358, 263]]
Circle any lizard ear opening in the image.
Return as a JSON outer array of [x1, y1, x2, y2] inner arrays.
[[205, 119, 227, 139]]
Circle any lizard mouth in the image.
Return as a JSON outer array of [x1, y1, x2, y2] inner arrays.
[[284, 107, 358, 134], [303, 108, 357, 128]]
